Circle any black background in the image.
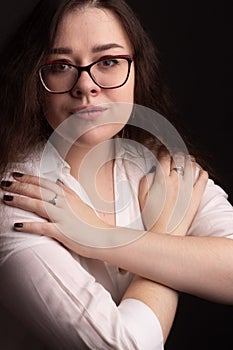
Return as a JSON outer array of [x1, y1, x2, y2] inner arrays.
[[130, 3, 233, 349], [127, 3, 233, 349], [1, 1, 233, 349], [127, 0, 233, 203]]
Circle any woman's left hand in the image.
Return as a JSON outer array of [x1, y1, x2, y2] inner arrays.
[[139, 151, 208, 235]]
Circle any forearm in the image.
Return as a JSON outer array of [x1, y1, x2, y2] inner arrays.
[[30, 216, 233, 304], [92, 231, 233, 304], [0, 240, 165, 350], [123, 275, 178, 342], [5, 173, 232, 304]]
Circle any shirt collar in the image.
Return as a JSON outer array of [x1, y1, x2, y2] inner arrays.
[[39, 137, 154, 177], [39, 141, 70, 177]]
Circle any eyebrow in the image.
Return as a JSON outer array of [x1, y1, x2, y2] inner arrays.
[[49, 48, 72, 54], [92, 43, 124, 53], [49, 43, 124, 55]]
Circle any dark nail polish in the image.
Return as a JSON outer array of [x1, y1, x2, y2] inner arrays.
[[149, 165, 156, 173], [14, 223, 23, 228], [56, 178, 64, 185], [13, 172, 24, 177], [3, 195, 14, 201], [1, 180, 12, 187]]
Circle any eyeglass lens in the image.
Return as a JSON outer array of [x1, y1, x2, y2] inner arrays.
[[40, 57, 131, 93]]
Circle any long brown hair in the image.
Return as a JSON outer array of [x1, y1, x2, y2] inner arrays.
[[0, 0, 194, 177]]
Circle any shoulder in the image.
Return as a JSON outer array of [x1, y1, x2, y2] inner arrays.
[[190, 175, 233, 238], [4, 144, 45, 179], [3, 142, 67, 181]]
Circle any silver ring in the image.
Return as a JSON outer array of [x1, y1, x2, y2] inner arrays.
[[172, 166, 184, 176], [49, 194, 58, 206]]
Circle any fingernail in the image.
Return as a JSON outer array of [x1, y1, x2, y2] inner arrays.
[[56, 178, 64, 185], [14, 223, 23, 229], [1, 180, 12, 187], [3, 195, 14, 201], [13, 172, 24, 177], [190, 155, 196, 162], [148, 165, 156, 173]]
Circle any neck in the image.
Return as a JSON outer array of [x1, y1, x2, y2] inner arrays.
[[68, 140, 116, 215], [65, 139, 116, 180], [51, 134, 117, 223]]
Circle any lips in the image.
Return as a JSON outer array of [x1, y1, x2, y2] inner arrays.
[[71, 106, 108, 120]]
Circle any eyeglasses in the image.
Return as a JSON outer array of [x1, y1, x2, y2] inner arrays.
[[38, 55, 134, 94]]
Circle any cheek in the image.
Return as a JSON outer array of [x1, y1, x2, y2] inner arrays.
[[43, 96, 66, 129], [108, 70, 135, 103], [125, 67, 135, 102]]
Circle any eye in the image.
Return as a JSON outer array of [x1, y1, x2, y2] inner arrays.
[[98, 58, 120, 68], [49, 62, 72, 73]]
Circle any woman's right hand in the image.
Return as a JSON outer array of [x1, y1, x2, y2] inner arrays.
[[138, 149, 208, 235]]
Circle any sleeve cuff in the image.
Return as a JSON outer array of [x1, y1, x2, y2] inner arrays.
[[118, 298, 164, 350]]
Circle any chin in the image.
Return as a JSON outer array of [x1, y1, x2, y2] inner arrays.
[[76, 124, 123, 146]]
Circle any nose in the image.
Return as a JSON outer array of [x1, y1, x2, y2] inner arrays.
[[70, 70, 101, 98]]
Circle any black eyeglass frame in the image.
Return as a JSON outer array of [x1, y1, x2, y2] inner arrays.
[[38, 54, 134, 94]]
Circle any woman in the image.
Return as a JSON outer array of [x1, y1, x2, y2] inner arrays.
[[0, 0, 232, 349]]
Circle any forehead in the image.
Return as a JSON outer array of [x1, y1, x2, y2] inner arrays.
[[53, 7, 131, 51]]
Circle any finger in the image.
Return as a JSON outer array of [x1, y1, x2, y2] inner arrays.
[[140, 148, 171, 197], [2, 194, 55, 219], [12, 172, 64, 196], [13, 221, 59, 239], [170, 153, 196, 184], [1, 180, 56, 202], [139, 173, 155, 210], [170, 152, 186, 177], [182, 154, 196, 182], [156, 147, 172, 177], [56, 179, 77, 196], [166, 153, 193, 232], [180, 169, 208, 229], [141, 148, 172, 214], [193, 169, 209, 199]]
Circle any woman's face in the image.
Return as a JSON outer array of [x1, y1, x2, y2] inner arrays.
[[42, 7, 135, 147]]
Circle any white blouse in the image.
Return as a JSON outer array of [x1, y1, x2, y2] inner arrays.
[[0, 141, 232, 349]]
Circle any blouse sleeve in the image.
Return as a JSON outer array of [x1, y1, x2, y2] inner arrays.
[[0, 197, 163, 350], [188, 178, 233, 239]]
